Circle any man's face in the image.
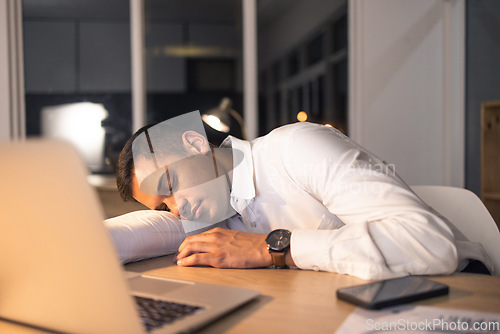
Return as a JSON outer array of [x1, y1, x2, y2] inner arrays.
[[132, 152, 235, 224]]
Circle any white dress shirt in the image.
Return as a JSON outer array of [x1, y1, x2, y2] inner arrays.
[[222, 122, 492, 280]]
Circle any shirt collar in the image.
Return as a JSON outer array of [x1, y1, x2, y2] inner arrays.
[[221, 136, 256, 204]]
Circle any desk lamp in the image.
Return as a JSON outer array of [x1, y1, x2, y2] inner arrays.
[[202, 97, 247, 139]]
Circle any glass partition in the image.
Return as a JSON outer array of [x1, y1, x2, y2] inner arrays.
[[22, 0, 132, 173]]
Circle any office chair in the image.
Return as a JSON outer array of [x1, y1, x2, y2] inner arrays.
[[411, 185, 500, 275]]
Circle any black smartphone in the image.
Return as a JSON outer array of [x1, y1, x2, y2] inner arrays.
[[336, 276, 449, 309]]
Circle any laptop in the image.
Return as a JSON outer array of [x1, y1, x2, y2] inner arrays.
[[0, 139, 259, 334]]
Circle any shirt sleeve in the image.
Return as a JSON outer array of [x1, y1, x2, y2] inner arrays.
[[285, 124, 458, 280]]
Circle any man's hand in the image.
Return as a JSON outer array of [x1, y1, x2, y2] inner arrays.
[[175, 227, 272, 268]]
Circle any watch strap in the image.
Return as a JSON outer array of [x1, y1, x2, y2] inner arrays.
[[269, 249, 288, 269]]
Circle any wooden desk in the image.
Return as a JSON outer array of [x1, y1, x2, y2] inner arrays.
[[2, 255, 499, 333], [125, 255, 500, 333]]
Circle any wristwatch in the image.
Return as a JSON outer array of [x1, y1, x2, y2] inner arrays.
[[266, 229, 291, 269]]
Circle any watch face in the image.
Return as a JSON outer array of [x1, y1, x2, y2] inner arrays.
[[266, 229, 291, 252]]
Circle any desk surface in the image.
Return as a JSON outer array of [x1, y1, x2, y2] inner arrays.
[[125, 255, 500, 333], [2, 255, 499, 333]]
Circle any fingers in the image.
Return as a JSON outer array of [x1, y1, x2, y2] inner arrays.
[[175, 227, 270, 269], [178, 228, 230, 252], [176, 240, 211, 261], [178, 229, 221, 253], [176, 254, 197, 267], [176, 228, 229, 266], [176, 252, 226, 268], [176, 240, 227, 268]]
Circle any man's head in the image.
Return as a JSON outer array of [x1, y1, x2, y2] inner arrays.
[[116, 123, 152, 203], [116, 112, 236, 225]]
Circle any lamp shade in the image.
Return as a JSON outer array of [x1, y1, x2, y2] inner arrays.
[[202, 97, 247, 139], [202, 97, 233, 133]]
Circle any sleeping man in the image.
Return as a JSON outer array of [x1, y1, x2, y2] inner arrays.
[[114, 111, 492, 279]]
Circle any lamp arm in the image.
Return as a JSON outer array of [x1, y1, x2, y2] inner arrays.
[[228, 108, 248, 140]]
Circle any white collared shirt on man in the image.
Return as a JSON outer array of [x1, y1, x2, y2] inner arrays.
[[223, 122, 492, 280]]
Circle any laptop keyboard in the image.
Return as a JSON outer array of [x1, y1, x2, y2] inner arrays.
[[134, 295, 205, 332]]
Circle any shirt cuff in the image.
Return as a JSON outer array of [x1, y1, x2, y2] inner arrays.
[[290, 229, 331, 272]]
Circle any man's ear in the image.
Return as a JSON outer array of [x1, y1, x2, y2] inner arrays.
[[181, 131, 210, 155]]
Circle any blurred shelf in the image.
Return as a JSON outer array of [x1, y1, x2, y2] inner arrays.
[[87, 174, 148, 219]]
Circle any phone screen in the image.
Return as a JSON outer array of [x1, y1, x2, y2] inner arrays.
[[336, 276, 449, 309]]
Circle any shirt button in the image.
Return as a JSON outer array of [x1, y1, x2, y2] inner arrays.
[[312, 266, 320, 272]]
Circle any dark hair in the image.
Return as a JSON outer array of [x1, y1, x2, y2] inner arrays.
[[116, 124, 154, 201]]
